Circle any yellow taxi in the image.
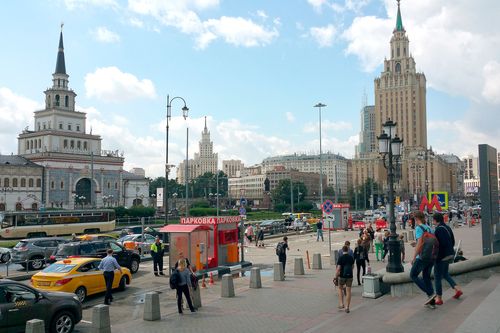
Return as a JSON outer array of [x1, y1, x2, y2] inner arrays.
[[31, 257, 131, 302], [75, 233, 118, 241]]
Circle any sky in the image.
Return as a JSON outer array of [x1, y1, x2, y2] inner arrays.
[[0, 0, 499, 178]]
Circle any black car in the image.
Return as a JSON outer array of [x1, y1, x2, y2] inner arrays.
[[50, 240, 141, 273], [0, 279, 82, 333]]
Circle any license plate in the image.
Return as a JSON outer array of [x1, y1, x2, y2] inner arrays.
[[36, 281, 51, 286]]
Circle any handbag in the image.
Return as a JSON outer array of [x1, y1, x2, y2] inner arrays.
[[333, 277, 339, 286]]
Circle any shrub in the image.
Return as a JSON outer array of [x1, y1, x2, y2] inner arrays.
[[189, 207, 217, 216]]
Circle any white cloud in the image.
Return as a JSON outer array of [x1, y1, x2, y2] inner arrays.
[[286, 112, 295, 123], [482, 61, 500, 104], [307, 0, 328, 12], [92, 26, 121, 43], [256, 10, 268, 20], [303, 120, 353, 133], [84, 67, 156, 102], [63, 0, 118, 10], [128, 17, 144, 28], [307, 0, 370, 14], [310, 24, 337, 48]]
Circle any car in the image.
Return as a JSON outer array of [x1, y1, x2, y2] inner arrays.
[[75, 233, 118, 241], [11, 237, 69, 270], [116, 233, 155, 255], [32, 257, 132, 303], [50, 240, 141, 274], [290, 219, 310, 232], [259, 220, 286, 235], [0, 279, 82, 333], [0, 247, 11, 263]]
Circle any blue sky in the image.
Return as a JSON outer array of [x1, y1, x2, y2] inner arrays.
[[1, 0, 499, 178]]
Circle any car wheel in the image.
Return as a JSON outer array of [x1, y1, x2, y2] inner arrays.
[[29, 256, 45, 270], [129, 258, 139, 274], [118, 276, 127, 291], [75, 286, 87, 303], [51, 310, 75, 333], [1, 252, 10, 263]]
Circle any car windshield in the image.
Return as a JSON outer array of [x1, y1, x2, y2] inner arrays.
[[55, 245, 78, 256], [14, 241, 28, 248], [42, 263, 76, 273], [118, 235, 134, 242]]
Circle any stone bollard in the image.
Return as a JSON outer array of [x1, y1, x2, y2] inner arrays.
[[294, 257, 305, 275], [221, 274, 235, 297], [26, 319, 45, 333], [408, 230, 415, 241], [143, 292, 161, 321], [250, 267, 262, 288], [192, 285, 202, 309], [91, 304, 111, 333], [330, 249, 340, 265], [274, 262, 284, 281], [403, 232, 408, 242], [312, 253, 322, 269]]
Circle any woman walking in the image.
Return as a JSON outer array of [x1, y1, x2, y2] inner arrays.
[[374, 228, 384, 261], [175, 259, 196, 314], [354, 239, 370, 286]]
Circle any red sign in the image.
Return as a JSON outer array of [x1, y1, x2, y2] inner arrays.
[[419, 194, 442, 212], [332, 203, 350, 209], [180, 216, 241, 225]]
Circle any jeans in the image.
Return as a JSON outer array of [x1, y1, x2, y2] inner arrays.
[[434, 260, 456, 296], [103, 271, 114, 303], [317, 229, 324, 241], [176, 284, 194, 313], [279, 255, 286, 273], [410, 258, 434, 297], [356, 259, 366, 285], [153, 256, 163, 274]]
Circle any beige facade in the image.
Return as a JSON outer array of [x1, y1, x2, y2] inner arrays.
[[222, 159, 244, 178], [265, 167, 327, 199]]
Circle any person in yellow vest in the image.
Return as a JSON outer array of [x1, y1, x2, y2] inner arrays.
[[150, 236, 165, 276]]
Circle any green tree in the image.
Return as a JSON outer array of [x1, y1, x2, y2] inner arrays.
[[349, 178, 381, 210], [271, 179, 308, 205]]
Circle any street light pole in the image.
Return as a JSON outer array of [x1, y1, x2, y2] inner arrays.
[[377, 119, 404, 273], [165, 94, 189, 225], [314, 103, 328, 253], [185, 127, 189, 218]]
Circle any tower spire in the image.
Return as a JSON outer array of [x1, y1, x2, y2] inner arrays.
[[204, 116, 207, 131], [55, 23, 67, 74], [395, 0, 404, 32]]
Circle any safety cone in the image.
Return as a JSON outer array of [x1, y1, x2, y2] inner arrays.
[[209, 272, 215, 285], [201, 273, 207, 288]]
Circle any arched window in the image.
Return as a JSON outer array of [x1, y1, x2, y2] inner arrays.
[[47, 95, 51, 108], [21, 178, 26, 187], [107, 182, 111, 189], [83, 142, 87, 150], [65, 95, 69, 107], [64, 139, 68, 148], [57, 79, 60, 87], [36, 179, 41, 187], [70, 140, 74, 148], [60, 181, 64, 189], [28, 178, 34, 187], [12, 178, 18, 187], [32, 203, 38, 211], [25, 141, 29, 149], [38, 139, 41, 148], [395, 62, 401, 73], [50, 181, 55, 189], [4, 178, 9, 187], [115, 182, 118, 189], [55, 95, 60, 106], [77, 141, 81, 149]]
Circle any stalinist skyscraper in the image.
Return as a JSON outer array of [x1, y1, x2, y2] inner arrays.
[[374, 0, 427, 150]]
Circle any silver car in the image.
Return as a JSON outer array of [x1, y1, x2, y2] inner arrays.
[[117, 233, 155, 256], [0, 247, 10, 263], [11, 237, 68, 270]]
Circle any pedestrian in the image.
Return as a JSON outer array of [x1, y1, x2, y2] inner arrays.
[[339, 240, 354, 258], [256, 226, 264, 247], [276, 236, 289, 275], [175, 259, 196, 314], [174, 251, 192, 272], [366, 223, 375, 253], [410, 211, 437, 309], [98, 249, 122, 305], [402, 213, 409, 230], [245, 224, 254, 245], [361, 230, 371, 251], [71, 233, 77, 241], [381, 231, 390, 263], [374, 228, 384, 261], [432, 212, 463, 305], [409, 214, 416, 229], [150, 235, 165, 276], [316, 219, 324, 242], [399, 234, 406, 263], [335, 245, 355, 313], [354, 239, 369, 286]]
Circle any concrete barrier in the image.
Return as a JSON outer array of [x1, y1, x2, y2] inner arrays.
[[403, 232, 408, 242], [250, 267, 262, 288], [221, 274, 235, 297], [25, 319, 44, 333], [192, 286, 202, 309], [294, 257, 305, 275], [91, 304, 111, 333], [143, 292, 161, 321], [330, 249, 340, 265], [408, 230, 415, 241], [312, 253, 322, 270], [274, 262, 284, 281]]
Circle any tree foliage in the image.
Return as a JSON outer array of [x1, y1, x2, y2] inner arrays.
[[271, 179, 308, 205]]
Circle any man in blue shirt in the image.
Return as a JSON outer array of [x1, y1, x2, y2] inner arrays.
[[98, 249, 122, 305], [410, 211, 436, 308]]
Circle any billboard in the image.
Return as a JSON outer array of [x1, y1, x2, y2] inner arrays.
[[428, 191, 448, 210]]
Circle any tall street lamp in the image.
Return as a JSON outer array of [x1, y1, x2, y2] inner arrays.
[[165, 94, 189, 225], [314, 103, 329, 253], [377, 118, 404, 273]]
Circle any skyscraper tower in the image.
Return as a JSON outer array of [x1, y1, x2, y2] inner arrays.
[[374, 0, 427, 151]]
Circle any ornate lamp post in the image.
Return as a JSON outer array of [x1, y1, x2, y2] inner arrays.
[[314, 102, 329, 254], [165, 95, 189, 225], [377, 119, 404, 273]]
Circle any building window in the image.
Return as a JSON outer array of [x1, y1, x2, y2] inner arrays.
[[64, 139, 68, 148], [21, 178, 26, 187], [76, 125, 80, 132], [115, 182, 118, 189], [65, 95, 69, 107], [60, 181, 64, 189], [4, 178, 9, 187], [51, 181, 55, 189], [68, 124, 72, 131], [77, 141, 81, 149], [55, 95, 60, 106], [36, 179, 41, 187], [83, 142, 87, 150], [59, 123, 63, 129], [12, 178, 18, 187], [107, 182, 111, 189], [29, 178, 34, 187], [70, 140, 74, 149]]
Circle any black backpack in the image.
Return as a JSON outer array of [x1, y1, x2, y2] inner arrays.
[[342, 260, 353, 278], [169, 270, 180, 289], [276, 242, 285, 256]]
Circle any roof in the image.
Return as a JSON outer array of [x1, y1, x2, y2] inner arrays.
[[55, 30, 66, 74], [0, 155, 42, 167], [159, 224, 212, 233], [54, 257, 97, 265], [122, 170, 147, 180], [395, 0, 404, 32]]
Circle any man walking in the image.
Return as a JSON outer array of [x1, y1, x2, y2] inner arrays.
[[316, 219, 324, 241], [336, 245, 354, 313], [432, 212, 463, 305], [276, 236, 289, 275], [410, 211, 437, 308], [98, 249, 122, 305], [150, 235, 165, 276]]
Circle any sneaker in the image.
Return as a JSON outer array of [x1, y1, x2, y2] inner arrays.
[[154, 273, 159, 276], [159, 272, 164, 276], [345, 308, 350, 313], [425, 303, 436, 309], [435, 299, 443, 305], [424, 294, 436, 305], [453, 290, 463, 299]]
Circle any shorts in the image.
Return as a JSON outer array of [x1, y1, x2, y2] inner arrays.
[[338, 277, 353, 288]]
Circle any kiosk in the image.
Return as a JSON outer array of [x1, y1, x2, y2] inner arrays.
[[331, 203, 350, 230]]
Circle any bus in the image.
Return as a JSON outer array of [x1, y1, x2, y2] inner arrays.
[[0, 210, 116, 239]]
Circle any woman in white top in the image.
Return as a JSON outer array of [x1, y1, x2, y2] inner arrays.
[[373, 228, 384, 261]]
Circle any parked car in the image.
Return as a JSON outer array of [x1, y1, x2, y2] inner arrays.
[[119, 226, 161, 238], [117, 233, 155, 255], [259, 220, 286, 235], [11, 237, 69, 270], [0, 279, 82, 333], [32, 257, 132, 302], [0, 247, 11, 263], [290, 219, 310, 232], [75, 233, 118, 241], [50, 240, 141, 273]]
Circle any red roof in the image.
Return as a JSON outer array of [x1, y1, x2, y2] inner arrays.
[[159, 224, 212, 233]]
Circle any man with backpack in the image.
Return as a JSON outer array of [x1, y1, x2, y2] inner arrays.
[[432, 212, 463, 305], [276, 236, 289, 275], [410, 211, 438, 308], [335, 245, 355, 313]]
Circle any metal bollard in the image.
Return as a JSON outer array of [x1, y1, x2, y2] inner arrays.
[[91, 304, 111, 333], [273, 262, 284, 281], [143, 292, 161, 321], [312, 253, 322, 269], [221, 274, 235, 297], [25, 319, 45, 333], [249, 267, 262, 288], [294, 257, 305, 275]]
